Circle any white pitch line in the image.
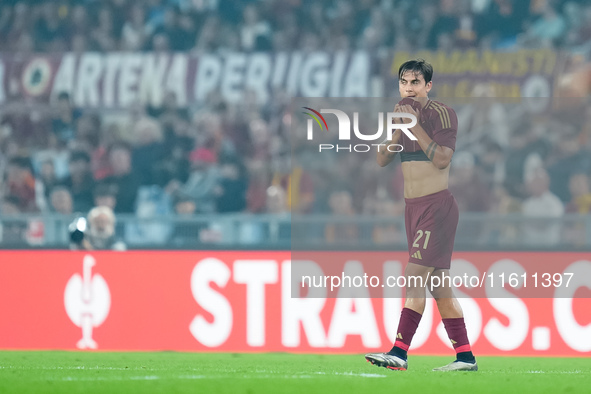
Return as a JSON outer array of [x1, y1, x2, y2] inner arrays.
[[0, 366, 155, 371], [525, 370, 584, 374], [51, 371, 388, 382], [315, 372, 386, 378]]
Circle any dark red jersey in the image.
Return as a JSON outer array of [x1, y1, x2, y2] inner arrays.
[[399, 99, 458, 161]]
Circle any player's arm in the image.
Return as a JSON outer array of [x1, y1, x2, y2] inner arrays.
[[401, 104, 456, 170], [409, 124, 453, 169], [377, 104, 404, 167]]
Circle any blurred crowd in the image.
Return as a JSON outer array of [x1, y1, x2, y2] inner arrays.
[[0, 89, 290, 216], [2, 90, 591, 248], [0, 86, 295, 246], [1, 0, 591, 53]]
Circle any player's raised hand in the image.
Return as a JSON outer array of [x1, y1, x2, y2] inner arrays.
[[401, 104, 420, 124], [393, 104, 406, 125]]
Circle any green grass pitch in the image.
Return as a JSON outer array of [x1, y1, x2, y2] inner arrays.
[[0, 351, 589, 393]]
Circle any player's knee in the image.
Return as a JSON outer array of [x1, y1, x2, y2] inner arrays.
[[405, 262, 431, 277], [435, 297, 452, 306], [435, 297, 461, 310], [404, 297, 426, 312]]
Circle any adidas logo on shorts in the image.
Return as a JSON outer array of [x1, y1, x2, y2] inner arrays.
[[411, 251, 422, 260]]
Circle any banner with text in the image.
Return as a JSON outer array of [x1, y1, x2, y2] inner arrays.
[[388, 49, 561, 98], [0, 251, 589, 355], [0, 52, 370, 108]]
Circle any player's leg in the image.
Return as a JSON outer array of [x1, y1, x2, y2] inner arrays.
[[389, 262, 433, 357], [366, 194, 435, 370], [365, 262, 433, 370], [429, 268, 477, 371]]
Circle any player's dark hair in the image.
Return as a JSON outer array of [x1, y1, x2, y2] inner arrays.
[[398, 59, 433, 84]]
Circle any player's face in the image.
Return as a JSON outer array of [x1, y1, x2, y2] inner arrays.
[[399, 71, 432, 98]]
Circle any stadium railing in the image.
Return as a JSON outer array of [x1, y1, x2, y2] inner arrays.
[[0, 213, 589, 251]]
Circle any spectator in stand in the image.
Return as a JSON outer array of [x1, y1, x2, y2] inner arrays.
[[90, 5, 118, 51], [60, 151, 95, 213], [93, 183, 118, 211], [38, 159, 58, 202], [132, 117, 166, 186], [449, 150, 491, 245], [0, 4, 13, 50], [563, 172, 591, 247], [75, 114, 102, 154], [33, 2, 68, 52], [262, 185, 290, 243], [266, 185, 288, 215], [426, 0, 458, 50], [504, 124, 545, 199], [90, 122, 122, 181], [193, 15, 221, 52], [480, 183, 522, 247], [151, 6, 195, 51], [182, 147, 220, 213], [49, 186, 73, 215], [245, 159, 270, 213], [71, 206, 126, 251], [522, 167, 564, 247], [149, 91, 190, 126], [368, 193, 405, 246], [566, 172, 591, 214], [6, 156, 39, 213], [4, 3, 27, 51], [121, 4, 149, 51], [216, 158, 248, 213], [521, 3, 567, 48], [411, 0, 439, 50], [477, 140, 505, 188], [480, 0, 530, 49], [51, 92, 81, 148], [324, 190, 358, 245], [1, 106, 48, 149], [449, 151, 491, 212], [240, 3, 271, 51], [453, 0, 479, 48], [565, 3, 591, 47], [69, 5, 90, 40], [174, 194, 197, 217], [102, 143, 140, 213], [0, 196, 28, 246], [547, 128, 591, 204], [271, 153, 315, 214], [158, 130, 192, 189]]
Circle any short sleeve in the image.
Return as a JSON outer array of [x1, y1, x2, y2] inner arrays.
[[431, 105, 458, 151]]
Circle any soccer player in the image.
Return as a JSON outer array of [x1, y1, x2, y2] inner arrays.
[[365, 59, 477, 371]]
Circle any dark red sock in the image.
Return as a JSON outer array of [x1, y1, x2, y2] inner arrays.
[[442, 317, 475, 362], [388, 308, 422, 360]]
